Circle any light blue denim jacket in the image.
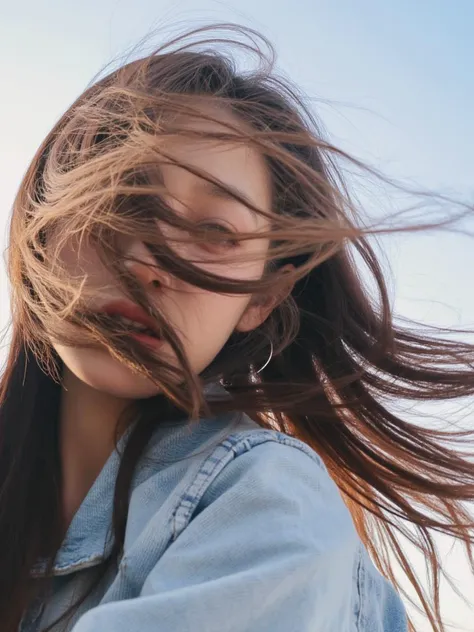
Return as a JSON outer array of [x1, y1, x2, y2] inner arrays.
[[21, 412, 407, 632]]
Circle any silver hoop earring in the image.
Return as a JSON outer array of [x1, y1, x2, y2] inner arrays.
[[256, 339, 274, 374]]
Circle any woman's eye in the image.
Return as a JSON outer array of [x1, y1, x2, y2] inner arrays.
[[198, 222, 240, 249]]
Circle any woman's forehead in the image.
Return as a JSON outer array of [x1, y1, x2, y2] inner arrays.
[[159, 104, 272, 220]]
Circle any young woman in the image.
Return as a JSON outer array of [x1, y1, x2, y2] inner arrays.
[[1, 24, 473, 632]]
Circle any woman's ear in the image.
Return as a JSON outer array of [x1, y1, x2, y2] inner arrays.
[[235, 264, 295, 333]]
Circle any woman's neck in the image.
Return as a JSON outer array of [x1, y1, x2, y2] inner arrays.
[[59, 368, 133, 528]]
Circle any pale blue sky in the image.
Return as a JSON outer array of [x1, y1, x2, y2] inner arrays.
[[0, 2, 473, 630]]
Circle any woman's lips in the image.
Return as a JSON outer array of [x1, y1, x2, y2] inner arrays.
[[101, 300, 163, 349], [129, 331, 163, 350]]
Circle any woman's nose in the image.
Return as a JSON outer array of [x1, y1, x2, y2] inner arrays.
[[123, 240, 168, 289]]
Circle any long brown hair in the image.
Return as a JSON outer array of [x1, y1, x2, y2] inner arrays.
[[1, 24, 473, 632]]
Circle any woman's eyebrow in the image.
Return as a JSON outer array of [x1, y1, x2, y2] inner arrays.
[[198, 180, 259, 223]]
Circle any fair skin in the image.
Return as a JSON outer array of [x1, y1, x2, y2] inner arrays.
[[52, 108, 284, 526]]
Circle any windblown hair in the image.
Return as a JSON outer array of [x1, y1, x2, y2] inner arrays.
[[1, 24, 473, 632]]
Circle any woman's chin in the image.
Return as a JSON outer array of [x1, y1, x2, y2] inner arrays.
[[54, 343, 165, 400]]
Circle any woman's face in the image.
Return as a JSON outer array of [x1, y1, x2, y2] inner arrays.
[[51, 108, 273, 399]]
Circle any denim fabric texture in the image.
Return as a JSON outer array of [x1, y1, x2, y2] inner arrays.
[[21, 412, 407, 632]]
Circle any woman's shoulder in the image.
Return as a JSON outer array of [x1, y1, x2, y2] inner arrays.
[[192, 417, 338, 513], [133, 412, 352, 534], [142, 412, 358, 548], [166, 417, 407, 631]]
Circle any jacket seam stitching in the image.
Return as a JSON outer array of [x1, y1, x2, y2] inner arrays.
[[355, 545, 364, 631], [169, 429, 325, 542]]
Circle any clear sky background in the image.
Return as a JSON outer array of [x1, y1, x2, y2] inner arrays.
[[0, 1, 473, 630]]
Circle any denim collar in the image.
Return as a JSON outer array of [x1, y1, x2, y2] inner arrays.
[[32, 399, 236, 577], [32, 432, 126, 577]]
